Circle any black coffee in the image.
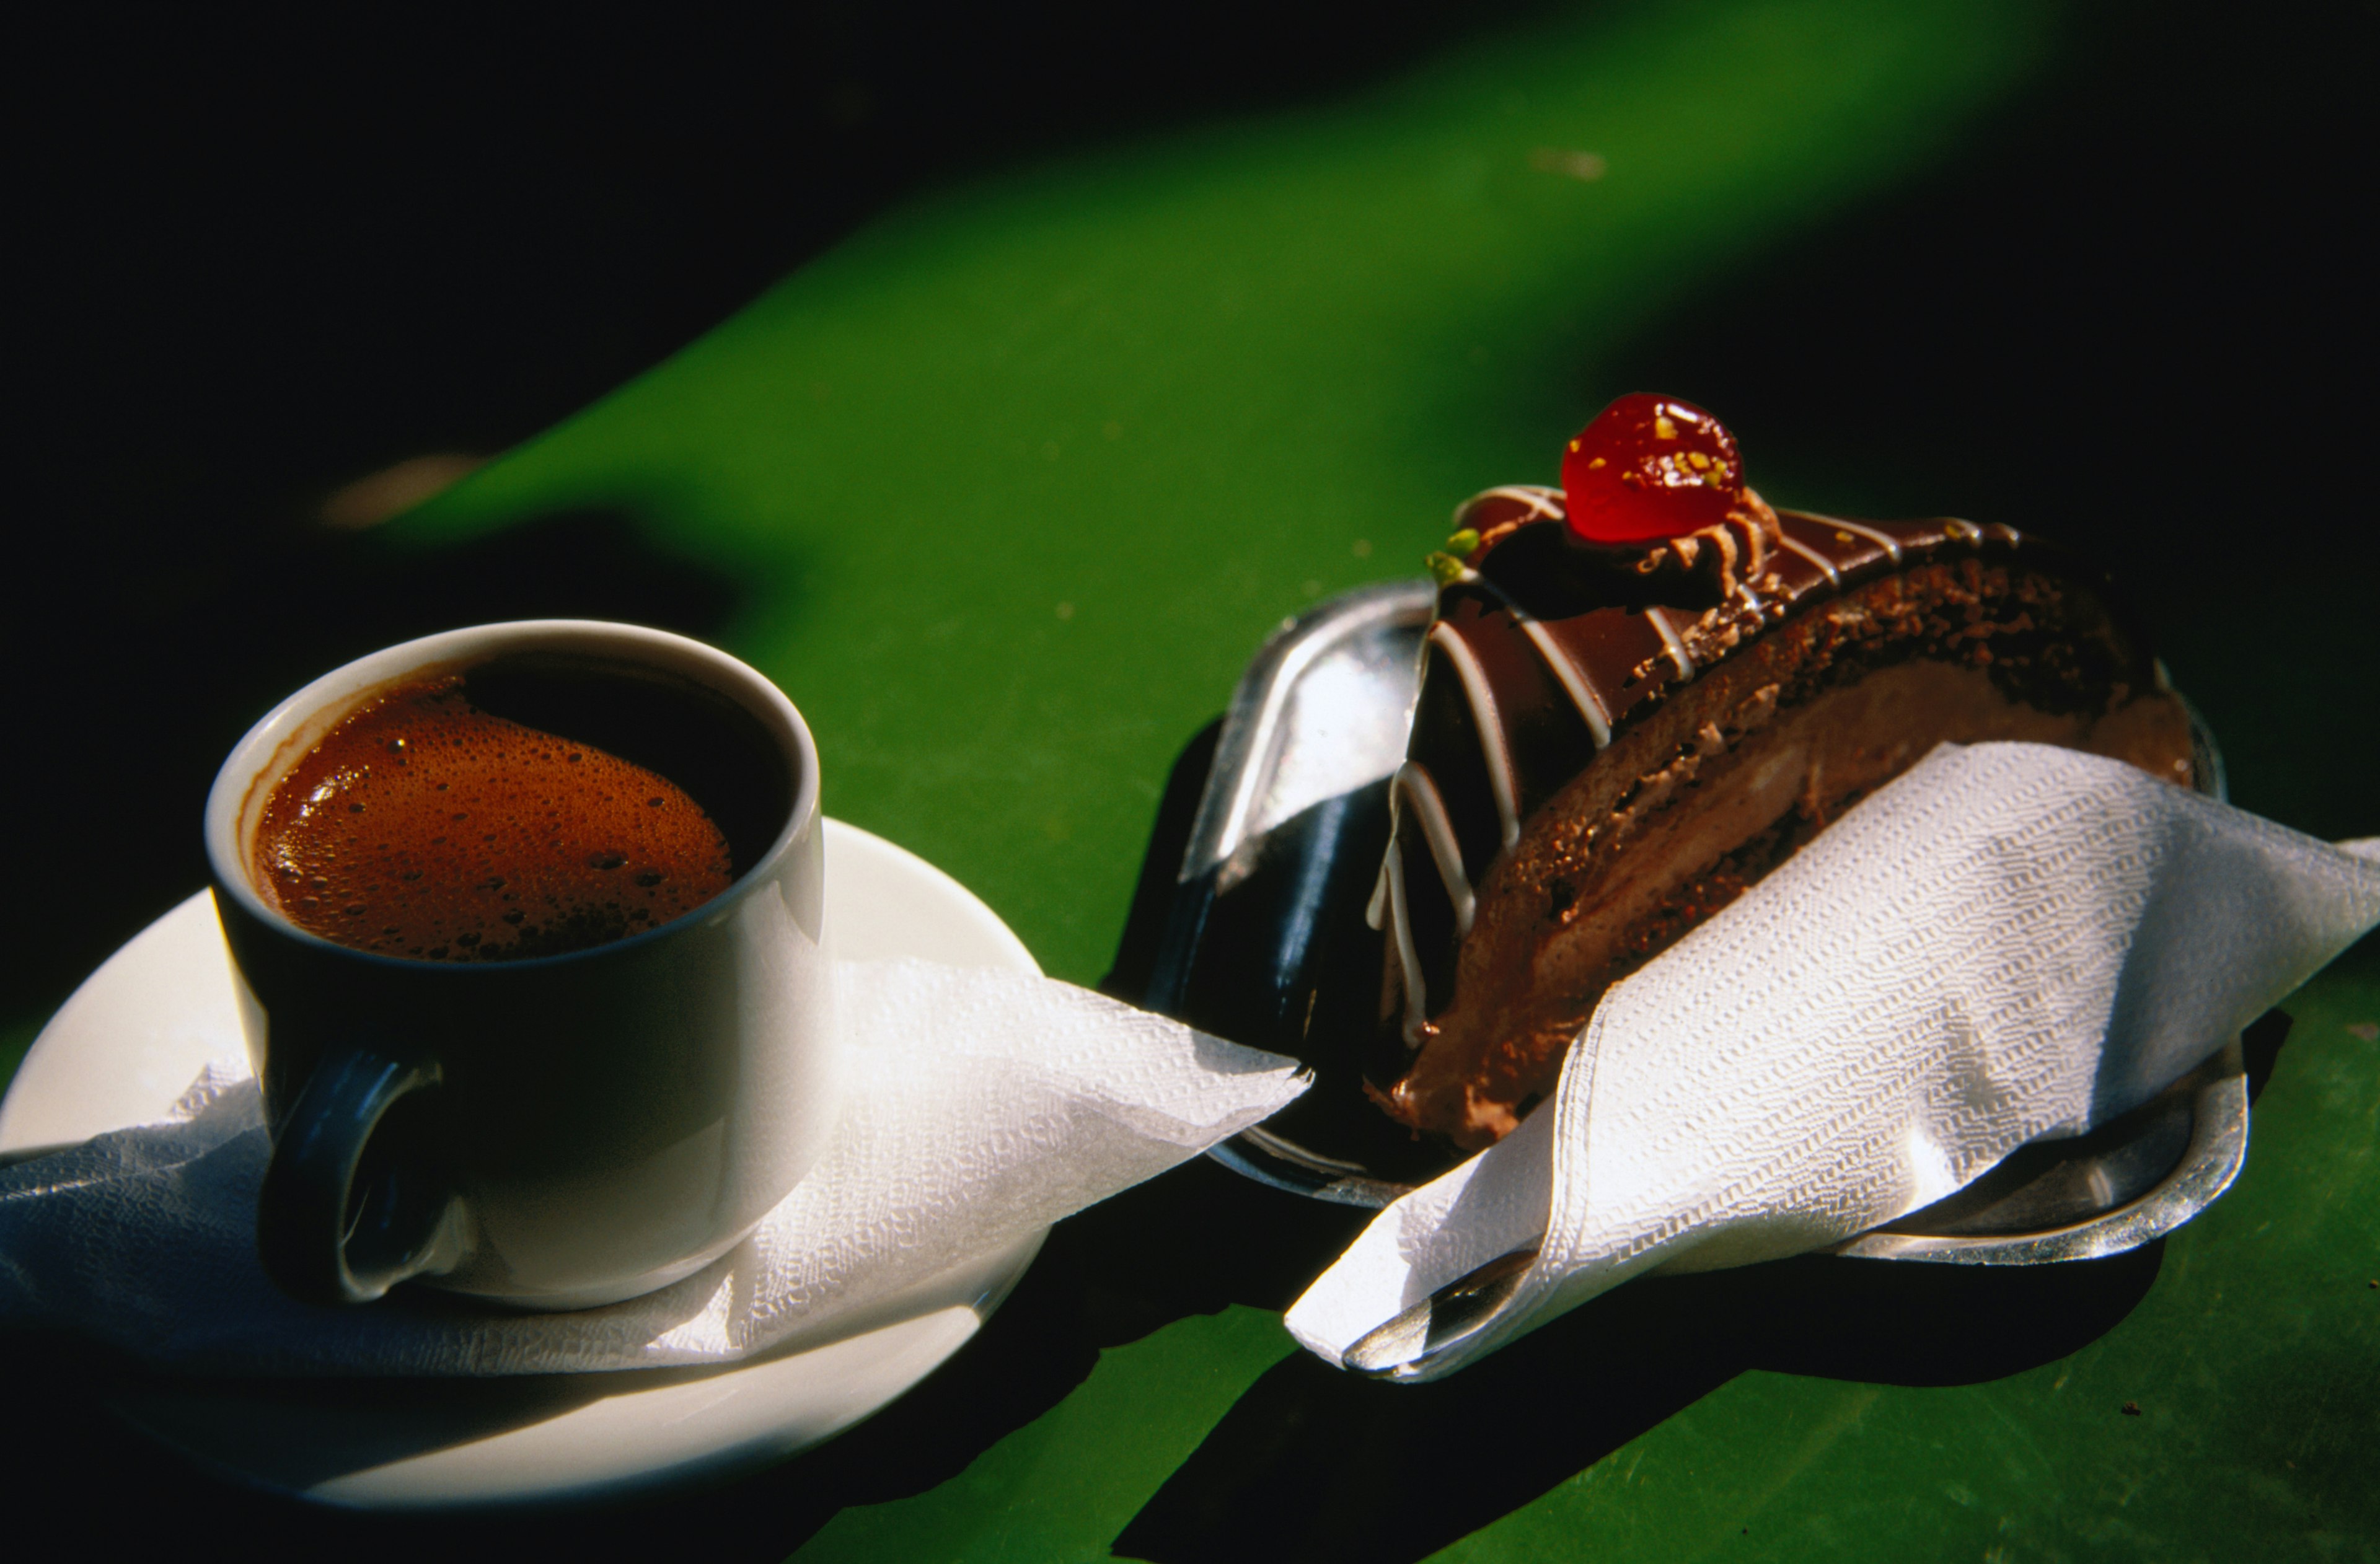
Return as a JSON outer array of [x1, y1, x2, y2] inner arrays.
[[252, 654, 791, 961]]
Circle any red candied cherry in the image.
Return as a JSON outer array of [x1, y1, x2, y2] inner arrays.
[[1560, 393, 1745, 544]]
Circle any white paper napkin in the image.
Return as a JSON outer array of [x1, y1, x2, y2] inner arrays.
[[1287, 742, 2380, 1380], [0, 958, 1305, 1376]]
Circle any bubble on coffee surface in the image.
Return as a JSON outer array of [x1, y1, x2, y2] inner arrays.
[[252, 674, 737, 960]]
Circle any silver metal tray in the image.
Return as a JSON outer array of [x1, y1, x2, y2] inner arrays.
[[1139, 580, 2249, 1265]]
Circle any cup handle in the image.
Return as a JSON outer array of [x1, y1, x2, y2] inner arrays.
[[257, 1048, 470, 1306]]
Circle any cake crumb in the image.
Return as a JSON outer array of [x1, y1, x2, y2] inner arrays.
[[2120, 1400, 2142, 1417]]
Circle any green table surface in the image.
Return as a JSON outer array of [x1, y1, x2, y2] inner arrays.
[[10, 1, 2377, 1558]]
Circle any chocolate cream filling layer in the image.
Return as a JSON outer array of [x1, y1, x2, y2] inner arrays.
[[1371, 499, 2194, 1148]]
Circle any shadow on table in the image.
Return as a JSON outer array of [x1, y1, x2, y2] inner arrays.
[[1108, 1241, 2166, 1564]]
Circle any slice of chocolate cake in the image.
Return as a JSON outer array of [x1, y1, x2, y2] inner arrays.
[[1372, 395, 2195, 1148]]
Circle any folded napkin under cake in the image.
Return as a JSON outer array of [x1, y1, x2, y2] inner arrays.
[[1288, 742, 2380, 1380], [0, 959, 1305, 1375]]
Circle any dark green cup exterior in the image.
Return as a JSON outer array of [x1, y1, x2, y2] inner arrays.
[[205, 622, 835, 1311]]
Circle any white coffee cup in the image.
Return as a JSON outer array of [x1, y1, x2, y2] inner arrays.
[[205, 621, 839, 1309]]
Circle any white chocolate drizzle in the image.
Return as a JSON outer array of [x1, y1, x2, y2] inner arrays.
[[1517, 618, 1613, 749], [1426, 623, 1521, 850], [1383, 842, 1430, 1043], [1393, 760, 1477, 938], [1776, 532, 1841, 586], [1382, 762, 1481, 1043], [1818, 516, 1905, 565], [1460, 485, 1566, 525], [1647, 607, 1696, 680], [1460, 572, 1615, 753]]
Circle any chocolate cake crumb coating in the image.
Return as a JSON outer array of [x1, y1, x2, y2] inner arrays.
[[1372, 485, 2195, 1148]]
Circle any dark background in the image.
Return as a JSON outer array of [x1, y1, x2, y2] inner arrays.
[[9, 0, 2374, 1034]]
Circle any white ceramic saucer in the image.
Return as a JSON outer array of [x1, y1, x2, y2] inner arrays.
[[0, 819, 1046, 1510]]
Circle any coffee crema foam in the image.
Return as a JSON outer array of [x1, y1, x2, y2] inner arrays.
[[253, 674, 737, 960]]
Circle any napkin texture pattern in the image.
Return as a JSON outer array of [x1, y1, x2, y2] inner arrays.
[[0, 959, 1305, 1375], [1287, 742, 2380, 1379]]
